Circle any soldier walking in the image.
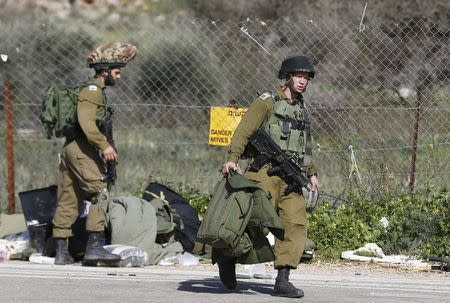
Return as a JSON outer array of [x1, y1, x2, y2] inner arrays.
[[52, 42, 137, 266], [221, 55, 319, 298]]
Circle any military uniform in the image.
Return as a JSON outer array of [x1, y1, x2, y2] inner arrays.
[[51, 42, 137, 266], [52, 77, 111, 238], [228, 88, 316, 269], [217, 55, 316, 298]]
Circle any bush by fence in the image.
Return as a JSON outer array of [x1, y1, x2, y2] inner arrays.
[[308, 186, 450, 259]]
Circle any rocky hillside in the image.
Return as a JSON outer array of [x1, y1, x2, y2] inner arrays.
[[1, 0, 449, 24]]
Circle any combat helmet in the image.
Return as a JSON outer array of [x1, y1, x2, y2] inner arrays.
[[86, 42, 138, 70], [278, 55, 315, 80]]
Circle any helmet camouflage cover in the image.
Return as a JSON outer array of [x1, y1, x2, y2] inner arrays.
[[87, 42, 138, 69], [278, 55, 315, 79]]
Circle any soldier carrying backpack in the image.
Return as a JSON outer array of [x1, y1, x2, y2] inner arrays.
[[44, 42, 137, 266], [220, 55, 320, 298]]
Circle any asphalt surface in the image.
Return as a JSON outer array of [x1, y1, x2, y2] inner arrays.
[[0, 261, 449, 303]]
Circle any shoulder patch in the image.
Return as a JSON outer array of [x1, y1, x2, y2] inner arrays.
[[259, 92, 272, 100], [88, 85, 98, 91]]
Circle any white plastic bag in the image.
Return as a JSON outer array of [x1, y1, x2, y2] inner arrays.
[[103, 245, 148, 267], [158, 252, 199, 266], [29, 253, 55, 264]]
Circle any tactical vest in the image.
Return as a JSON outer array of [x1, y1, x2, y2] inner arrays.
[[264, 92, 313, 166]]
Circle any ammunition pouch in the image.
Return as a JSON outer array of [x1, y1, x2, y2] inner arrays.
[[265, 96, 313, 165], [279, 116, 304, 140]]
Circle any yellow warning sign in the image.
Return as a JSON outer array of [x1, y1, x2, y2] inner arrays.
[[209, 106, 248, 146]]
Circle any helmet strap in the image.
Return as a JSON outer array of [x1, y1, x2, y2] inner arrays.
[[283, 76, 297, 100], [285, 74, 293, 86], [283, 75, 305, 101]]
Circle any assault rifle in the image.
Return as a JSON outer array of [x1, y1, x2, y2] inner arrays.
[[246, 128, 311, 195], [101, 108, 117, 191]]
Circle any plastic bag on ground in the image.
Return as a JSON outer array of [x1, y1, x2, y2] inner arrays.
[[29, 253, 55, 264], [242, 263, 272, 279], [104, 245, 148, 267], [158, 252, 199, 266], [179, 252, 199, 266], [0, 232, 30, 260]]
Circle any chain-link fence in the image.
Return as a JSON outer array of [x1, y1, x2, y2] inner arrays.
[[1, 17, 449, 210]]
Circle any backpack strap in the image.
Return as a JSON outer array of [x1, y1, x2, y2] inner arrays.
[[67, 82, 106, 107], [145, 190, 169, 204], [145, 190, 184, 230]]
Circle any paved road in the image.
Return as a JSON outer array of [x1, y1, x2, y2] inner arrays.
[[0, 262, 449, 303]]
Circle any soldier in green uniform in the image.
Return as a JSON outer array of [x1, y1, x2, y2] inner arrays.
[[52, 42, 137, 266], [221, 55, 319, 298]]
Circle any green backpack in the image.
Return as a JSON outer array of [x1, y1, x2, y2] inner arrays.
[[40, 83, 98, 139], [197, 173, 257, 256], [150, 198, 177, 235], [145, 192, 179, 245]]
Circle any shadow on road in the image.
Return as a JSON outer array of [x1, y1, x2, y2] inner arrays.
[[178, 278, 273, 295]]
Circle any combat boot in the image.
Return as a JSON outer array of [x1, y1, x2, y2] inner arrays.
[[272, 267, 304, 298], [217, 257, 237, 289], [83, 232, 120, 266], [54, 238, 74, 265]]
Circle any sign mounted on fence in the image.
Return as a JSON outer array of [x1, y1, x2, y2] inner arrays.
[[209, 106, 247, 146]]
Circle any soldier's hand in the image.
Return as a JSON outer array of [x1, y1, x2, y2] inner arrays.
[[103, 146, 118, 161], [310, 175, 319, 191], [222, 161, 238, 174]]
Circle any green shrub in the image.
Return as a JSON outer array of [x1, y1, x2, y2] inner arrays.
[[378, 187, 450, 257], [309, 186, 450, 259], [178, 187, 210, 219]]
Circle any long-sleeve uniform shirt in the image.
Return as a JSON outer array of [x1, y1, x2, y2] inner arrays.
[[77, 77, 111, 152]]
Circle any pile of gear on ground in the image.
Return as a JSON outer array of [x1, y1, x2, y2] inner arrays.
[[0, 180, 315, 269]]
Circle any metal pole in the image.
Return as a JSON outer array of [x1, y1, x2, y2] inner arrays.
[[409, 69, 430, 192], [408, 92, 421, 192], [4, 80, 15, 214]]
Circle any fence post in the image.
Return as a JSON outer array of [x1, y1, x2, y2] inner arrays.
[[4, 80, 15, 214], [409, 69, 431, 192]]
